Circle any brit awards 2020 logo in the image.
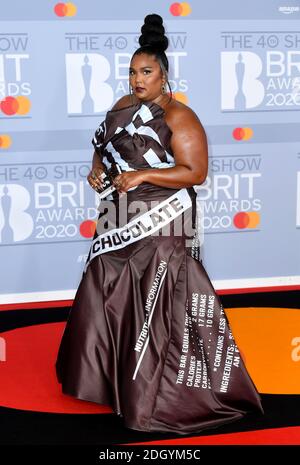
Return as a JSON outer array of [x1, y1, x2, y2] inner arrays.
[[65, 53, 114, 114], [0, 163, 101, 245], [64, 31, 189, 115], [0, 33, 31, 116], [195, 154, 261, 234], [0, 184, 33, 242], [221, 32, 300, 111], [221, 51, 265, 110]]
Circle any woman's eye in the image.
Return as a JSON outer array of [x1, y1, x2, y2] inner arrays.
[[144, 70, 151, 74]]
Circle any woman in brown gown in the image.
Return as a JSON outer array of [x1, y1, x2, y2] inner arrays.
[[55, 13, 263, 434]]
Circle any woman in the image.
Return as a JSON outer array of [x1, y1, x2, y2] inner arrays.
[[55, 13, 263, 435]]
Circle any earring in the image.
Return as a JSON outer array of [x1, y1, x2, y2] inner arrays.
[[129, 85, 134, 104], [161, 83, 166, 94]]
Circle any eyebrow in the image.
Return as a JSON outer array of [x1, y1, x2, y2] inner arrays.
[[129, 66, 153, 70]]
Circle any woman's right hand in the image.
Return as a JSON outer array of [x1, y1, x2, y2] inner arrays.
[[87, 166, 105, 192]]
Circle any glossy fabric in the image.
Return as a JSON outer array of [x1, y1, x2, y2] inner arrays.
[[55, 100, 263, 434]]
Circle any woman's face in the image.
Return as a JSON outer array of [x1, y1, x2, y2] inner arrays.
[[129, 53, 165, 101]]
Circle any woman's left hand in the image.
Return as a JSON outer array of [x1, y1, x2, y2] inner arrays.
[[113, 171, 145, 193]]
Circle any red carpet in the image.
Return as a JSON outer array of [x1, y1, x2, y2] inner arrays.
[[0, 292, 299, 445], [0, 322, 111, 413], [127, 426, 300, 445]]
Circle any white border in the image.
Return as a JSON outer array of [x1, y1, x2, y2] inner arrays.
[[0, 275, 299, 305]]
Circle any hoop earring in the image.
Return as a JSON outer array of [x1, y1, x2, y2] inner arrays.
[[129, 84, 134, 104]]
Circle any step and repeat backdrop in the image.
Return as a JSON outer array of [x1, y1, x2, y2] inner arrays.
[[0, 0, 300, 304]]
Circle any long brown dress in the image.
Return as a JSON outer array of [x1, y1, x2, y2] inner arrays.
[[55, 99, 263, 434]]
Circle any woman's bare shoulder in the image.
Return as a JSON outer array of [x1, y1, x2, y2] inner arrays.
[[165, 99, 202, 129], [110, 94, 138, 111]]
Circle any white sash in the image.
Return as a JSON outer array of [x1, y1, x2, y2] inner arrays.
[[83, 188, 192, 272]]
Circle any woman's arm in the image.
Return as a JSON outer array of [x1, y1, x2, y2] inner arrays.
[[92, 150, 105, 171], [142, 106, 208, 189], [87, 151, 106, 191]]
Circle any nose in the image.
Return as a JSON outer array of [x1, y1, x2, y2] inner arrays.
[[133, 72, 144, 85]]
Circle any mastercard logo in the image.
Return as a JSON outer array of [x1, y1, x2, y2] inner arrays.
[[54, 2, 77, 17], [233, 212, 260, 229], [0, 96, 31, 116], [233, 127, 253, 141], [170, 2, 192, 16], [79, 220, 97, 238], [173, 92, 188, 104], [0, 135, 12, 149]]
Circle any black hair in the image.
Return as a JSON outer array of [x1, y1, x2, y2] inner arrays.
[[131, 14, 172, 99]]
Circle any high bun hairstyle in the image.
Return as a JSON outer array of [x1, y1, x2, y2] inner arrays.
[[132, 14, 172, 98]]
